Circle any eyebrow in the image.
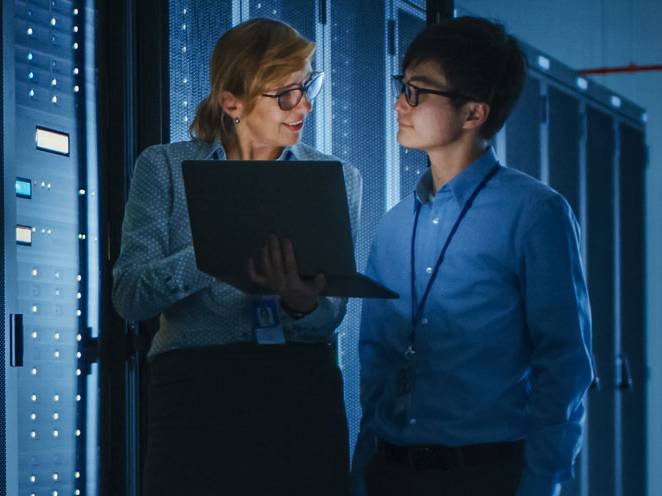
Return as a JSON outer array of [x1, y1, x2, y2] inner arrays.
[[407, 74, 445, 87], [270, 72, 313, 92]]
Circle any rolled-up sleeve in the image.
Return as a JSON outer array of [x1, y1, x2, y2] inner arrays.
[[517, 195, 594, 496], [112, 146, 214, 321]]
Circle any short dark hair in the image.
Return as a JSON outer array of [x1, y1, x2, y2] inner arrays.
[[403, 16, 526, 140]]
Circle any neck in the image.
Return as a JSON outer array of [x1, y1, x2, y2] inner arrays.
[[222, 134, 283, 161], [427, 138, 488, 191]]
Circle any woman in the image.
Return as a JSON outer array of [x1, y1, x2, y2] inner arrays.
[[112, 18, 361, 496]]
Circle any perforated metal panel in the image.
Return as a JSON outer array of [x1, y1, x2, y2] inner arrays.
[[168, 1, 232, 143], [167, 0, 426, 460], [330, 0, 390, 456], [2, 1, 100, 494], [1, 0, 7, 491], [396, 5, 427, 201]]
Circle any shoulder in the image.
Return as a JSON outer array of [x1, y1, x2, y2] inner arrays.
[[133, 140, 218, 184], [138, 139, 212, 162], [494, 166, 557, 202], [290, 142, 333, 161], [495, 166, 577, 239], [496, 166, 572, 217]]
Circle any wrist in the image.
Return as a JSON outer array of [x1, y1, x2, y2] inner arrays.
[[281, 298, 318, 319]]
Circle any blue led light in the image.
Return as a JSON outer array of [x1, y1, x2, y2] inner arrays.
[[16, 178, 33, 198]]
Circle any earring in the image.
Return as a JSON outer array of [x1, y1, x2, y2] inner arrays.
[[233, 116, 240, 125]]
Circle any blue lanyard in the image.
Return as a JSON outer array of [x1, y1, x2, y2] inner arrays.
[[406, 164, 500, 360]]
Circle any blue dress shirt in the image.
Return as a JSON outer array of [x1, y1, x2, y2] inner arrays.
[[353, 147, 593, 496]]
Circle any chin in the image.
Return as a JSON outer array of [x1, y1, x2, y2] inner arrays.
[[397, 132, 420, 150]]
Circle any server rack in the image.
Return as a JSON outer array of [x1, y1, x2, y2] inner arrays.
[[2, 1, 101, 495], [3, 2, 648, 495]]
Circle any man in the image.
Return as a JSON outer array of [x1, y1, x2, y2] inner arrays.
[[352, 16, 593, 496]]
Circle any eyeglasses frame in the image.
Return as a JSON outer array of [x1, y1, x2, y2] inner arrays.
[[392, 74, 472, 107], [261, 71, 325, 111]]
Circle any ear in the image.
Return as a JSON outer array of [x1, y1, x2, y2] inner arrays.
[[462, 102, 490, 132], [219, 90, 245, 119]]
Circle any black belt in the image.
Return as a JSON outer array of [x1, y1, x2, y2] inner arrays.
[[376, 438, 524, 471]]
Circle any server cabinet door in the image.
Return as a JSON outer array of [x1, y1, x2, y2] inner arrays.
[[546, 86, 584, 496], [506, 75, 542, 179], [618, 123, 646, 496], [3, 1, 101, 495], [586, 105, 617, 496], [168, 0, 233, 143], [548, 87, 580, 218]]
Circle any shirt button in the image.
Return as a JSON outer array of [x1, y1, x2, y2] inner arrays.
[[409, 418, 417, 425], [425, 267, 433, 274], [432, 218, 439, 224], [421, 318, 429, 325]]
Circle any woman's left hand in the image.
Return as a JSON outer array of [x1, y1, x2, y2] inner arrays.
[[248, 235, 326, 315]]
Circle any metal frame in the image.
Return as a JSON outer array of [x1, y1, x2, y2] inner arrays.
[[97, 0, 170, 493], [314, 0, 333, 155], [2, 1, 19, 494]]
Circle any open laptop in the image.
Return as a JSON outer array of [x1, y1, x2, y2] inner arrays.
[[182, 159, 398, 299]]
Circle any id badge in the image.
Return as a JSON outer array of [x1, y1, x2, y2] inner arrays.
[[252, 297, 286, 345]]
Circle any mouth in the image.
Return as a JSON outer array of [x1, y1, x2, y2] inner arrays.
[[283, 120, 304, 132], [398, 122, 413, 128]]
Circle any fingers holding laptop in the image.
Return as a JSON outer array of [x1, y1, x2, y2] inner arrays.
[[248, 235, 326, 315]]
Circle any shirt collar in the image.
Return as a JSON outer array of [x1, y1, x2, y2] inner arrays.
[[414, 146, 500, 210], [200, 137, 294, 161]]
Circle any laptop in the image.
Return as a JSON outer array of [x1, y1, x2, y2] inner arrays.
[[182, 159, 399, 299]]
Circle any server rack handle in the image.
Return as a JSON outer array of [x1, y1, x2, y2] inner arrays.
[[10, 313, 24, 367], [589, 352, 601, 391], [617, 352, 634, 391]]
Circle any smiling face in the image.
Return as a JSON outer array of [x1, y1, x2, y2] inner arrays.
[[395, 60, 468, 154], [233, 66, 313, 151]]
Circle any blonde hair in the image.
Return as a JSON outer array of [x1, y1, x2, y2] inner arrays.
[[190, 18, 315, 143]]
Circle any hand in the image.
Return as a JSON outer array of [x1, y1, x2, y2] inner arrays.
[[248, 235, 326, 314]]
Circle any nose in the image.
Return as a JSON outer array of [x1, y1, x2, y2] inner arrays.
[[395, 92, 408, 113], [297, 93, 312, 113]]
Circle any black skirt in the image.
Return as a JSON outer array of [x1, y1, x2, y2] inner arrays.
[[143, 343, 350, 496]]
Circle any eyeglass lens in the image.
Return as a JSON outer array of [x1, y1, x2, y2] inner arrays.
[[392, 77, 416, 106], [278, 73, 324, 110]]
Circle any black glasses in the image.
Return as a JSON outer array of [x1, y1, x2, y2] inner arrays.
[[261, 71, 325, 111], [392, 75, 470, 107]]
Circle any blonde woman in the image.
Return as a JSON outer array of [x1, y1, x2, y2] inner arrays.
[[112, 18, 360, 496]]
